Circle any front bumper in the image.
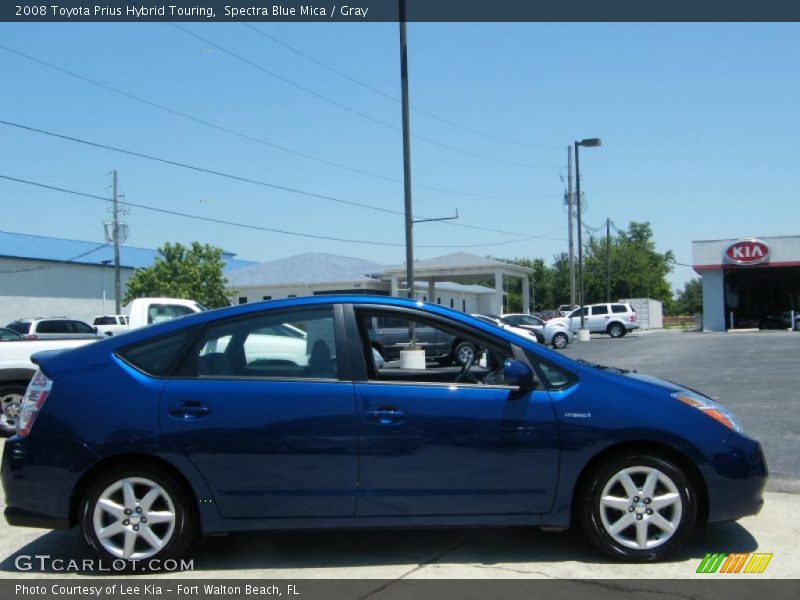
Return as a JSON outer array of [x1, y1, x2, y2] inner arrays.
[[705, 437, 768, 523]]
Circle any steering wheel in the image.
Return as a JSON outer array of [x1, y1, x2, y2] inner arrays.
[[455, 352, 479, 384]]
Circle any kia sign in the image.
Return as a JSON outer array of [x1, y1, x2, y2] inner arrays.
[[725, 239, 770, 265]]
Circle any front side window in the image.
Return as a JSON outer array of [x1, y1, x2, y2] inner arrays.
[[570, 307, 589, 318], [192, 307, 337, 379], [357, 309, 514, 387], [72, 321, 95, 334], [94, 316, 115, 325], [147, 304, 196, 325]]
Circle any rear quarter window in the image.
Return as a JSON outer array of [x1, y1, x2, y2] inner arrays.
[[6, 322, 29, 334], [117, 327, 200, 377], [611, 304, 629, 313]]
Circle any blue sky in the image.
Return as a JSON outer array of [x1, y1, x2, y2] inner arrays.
[[1, 22, 798, 293]]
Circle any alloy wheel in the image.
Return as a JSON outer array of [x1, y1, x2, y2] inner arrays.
[[0, 389, 23, 433], [598, 466, 683, 550], [92, 477, 176, 560]]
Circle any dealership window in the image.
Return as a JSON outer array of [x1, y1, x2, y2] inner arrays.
[[262, 296, 272, 301], [462, 299, 466, 312], [288, 294, 297, 298], [450, 299, 454, 308], [238, 297, 248, 305], [193, 307, 337, 379], [437, 297, 441, 304]]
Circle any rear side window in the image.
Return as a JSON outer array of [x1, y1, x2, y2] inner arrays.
[[6, 322, 29, 334], [611, 304, 628, 314], [118, 328, 199, 377], [37, 320, 71, 334], [591, 305, 609, 315]]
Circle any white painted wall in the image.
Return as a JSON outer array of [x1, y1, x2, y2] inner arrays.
[[0, 258, 134, 325]]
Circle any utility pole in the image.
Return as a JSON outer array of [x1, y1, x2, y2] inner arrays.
[[606, 217, 611, 303], [566, 146, 575, 308], [398, 0, 414, 300], [112, 170, 121, 314]]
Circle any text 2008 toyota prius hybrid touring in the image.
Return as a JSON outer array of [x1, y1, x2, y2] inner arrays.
[[2, 296, 767, 565]]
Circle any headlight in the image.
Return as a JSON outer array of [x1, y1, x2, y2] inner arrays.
[[671, 390, 743, 432]]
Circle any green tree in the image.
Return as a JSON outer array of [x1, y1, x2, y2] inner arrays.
[[582, 221, 674, 306], [674, 278, 703, 315], [122, 242, 233, 308]]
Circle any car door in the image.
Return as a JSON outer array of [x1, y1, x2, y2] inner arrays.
[[348, 306, 559, 517], [159, 304, 358, 519], [588, 305, 610, 332]]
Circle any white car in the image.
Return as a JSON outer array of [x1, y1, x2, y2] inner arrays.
[[92, 315, 129, 336], [470, 314, 539, 343], [565, 303, 639, 338], [499, 313, 574, 349]]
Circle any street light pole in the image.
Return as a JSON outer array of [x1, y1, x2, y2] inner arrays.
[[398, 0, 414, 299], [574, 138, 602, 339]]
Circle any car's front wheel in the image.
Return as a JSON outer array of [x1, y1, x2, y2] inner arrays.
[[579, 454, 697, 561], [0, 383, 26, 436], [608, 323, 626, 338], [551, 332, 569, 349], [453, 341, 476, 366], [80, 466, 197, 568]]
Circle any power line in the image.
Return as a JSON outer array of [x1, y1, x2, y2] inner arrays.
[[168, 23, 561, 171], [0, 43, 551, 203], [235, 21, 559, 150], [0, 174, 565, 249], [0, 119, 564, 241]]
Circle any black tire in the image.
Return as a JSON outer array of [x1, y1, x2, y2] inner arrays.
[[608, 322, 625, 338], [0, 383, 26, 437], [534, 331, 546, 344], [579, 453, 697, 562], [453, 341, 476, 366], [551, 332, 569, 349], [80, 465, 197, 570]]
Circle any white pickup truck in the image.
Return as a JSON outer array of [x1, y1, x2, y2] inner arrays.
[[0, 297, 205, 435]]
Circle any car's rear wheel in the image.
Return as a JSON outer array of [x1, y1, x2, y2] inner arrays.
[[579, 454, 697, 561], [551, 332, 569, 349], [80, 466, 197, 568], [608, 323, 625, 338], [0, 383, 26, 436]]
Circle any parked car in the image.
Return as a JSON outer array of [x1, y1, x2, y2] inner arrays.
[[93, 315, 129, 336], [470, 314, 540, 343], [367, 314, 477, 366], [780, 311, 800, 331], [558, 304, 579, 317], [0, 328, 22, 341], [500, 313, 574, 349], [3, 295, 765, 565], [566, 303, 639, 338], [5, 318, 101, 340]]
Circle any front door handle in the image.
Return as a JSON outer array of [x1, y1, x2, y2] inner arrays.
[[168, 401, 211, 420], [364, 407, 406, 425]]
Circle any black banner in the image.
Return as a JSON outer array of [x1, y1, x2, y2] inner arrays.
[[3, 0, 800, 23]]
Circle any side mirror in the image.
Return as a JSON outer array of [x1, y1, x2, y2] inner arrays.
[[503, 359, 535, 390]]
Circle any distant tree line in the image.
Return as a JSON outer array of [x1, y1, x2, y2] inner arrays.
[[495, 221, 702, 316]]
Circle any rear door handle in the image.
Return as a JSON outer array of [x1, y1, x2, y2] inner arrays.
[[168, 401, 211, 420], [364, 407, 406, 425]]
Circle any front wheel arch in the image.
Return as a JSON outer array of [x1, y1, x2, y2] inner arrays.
[[571, 441, 708, 532]]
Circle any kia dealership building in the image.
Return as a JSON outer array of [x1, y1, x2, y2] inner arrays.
[[693, 235, 800, 331]]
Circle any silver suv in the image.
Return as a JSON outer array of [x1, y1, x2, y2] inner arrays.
[[5, 318, 100, 340], [566, 303, 639, 338]]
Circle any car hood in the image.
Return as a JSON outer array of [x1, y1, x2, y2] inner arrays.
[[576, 359, 702, 397]]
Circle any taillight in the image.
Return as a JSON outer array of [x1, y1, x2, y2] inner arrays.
[[24, 334, 38, 340], [630, 314, 636, 322], [18, 370, 52, 437]]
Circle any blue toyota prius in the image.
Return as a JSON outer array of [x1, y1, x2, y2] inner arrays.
[[2, 296, 766, 564]]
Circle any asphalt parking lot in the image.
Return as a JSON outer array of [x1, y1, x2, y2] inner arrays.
[[0, 330, 797, 579]]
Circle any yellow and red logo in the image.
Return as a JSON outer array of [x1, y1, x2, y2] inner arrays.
[[696, 552, 773, 574]]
